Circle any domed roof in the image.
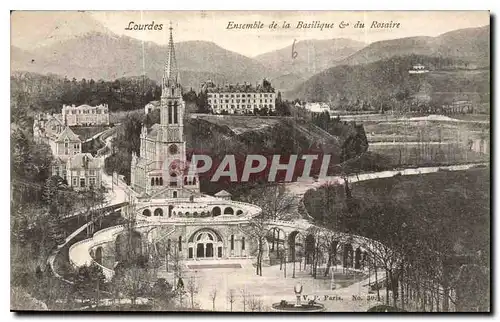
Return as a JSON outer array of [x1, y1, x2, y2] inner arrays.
[[214, 190, 232, 197]]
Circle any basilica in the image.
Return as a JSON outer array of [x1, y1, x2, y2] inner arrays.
[[130, 24, 199, 199], [125, 26, 263, 263]]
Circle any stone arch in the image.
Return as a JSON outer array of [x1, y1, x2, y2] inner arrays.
[[95, 246, 103, 265], [193, 212, 198, 217], [142, 209, 151, 217], [236, 210, 243, 216], [266, 227, 287, 265], [224, 207, 234, 215], [173, 191, 178, 198], [154, 208, 163, 216], [188, 228, 224, 259], [304, 234, 315, 265], [343, 243, 354, 268], [354, 247, 362, 269], [287, 230, 305, 260], [212, 206, 221, 217], [185, 212, 191, 217]]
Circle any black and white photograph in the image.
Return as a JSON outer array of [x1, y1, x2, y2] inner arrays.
[[10, 10, 491, 312]]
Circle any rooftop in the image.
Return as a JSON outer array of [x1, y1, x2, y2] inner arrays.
[[204, 79, 275, 94]]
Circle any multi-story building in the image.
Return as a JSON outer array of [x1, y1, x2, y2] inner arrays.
[[202, 80, 276, 114], [66, 153, 103, 189], [62, 104, 110, 126], [34, 112, 103, 190], [145, 101, 160, 115]]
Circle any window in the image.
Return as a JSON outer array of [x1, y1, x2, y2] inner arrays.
[[89, 177, 96, 186], [89, 170, 96, 176], [242, 237, 245, 250], [168, 103, 173, 124], [72, 178, 77, 186], [178, 236, 182, 251], [173, 103, 178, 124], [230, 235, 234, 251], [80, 178, 86, 187]]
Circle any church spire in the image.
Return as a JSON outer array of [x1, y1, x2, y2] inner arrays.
[[163, 22, 179, 88]]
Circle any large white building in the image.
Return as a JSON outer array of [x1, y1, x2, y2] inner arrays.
[[62, 104, 110, 126], [203, 80, 276, 114]]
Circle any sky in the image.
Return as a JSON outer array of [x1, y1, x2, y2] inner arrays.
[[11, 11, 490, 57]]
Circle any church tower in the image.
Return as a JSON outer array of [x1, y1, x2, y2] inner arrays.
[[158, 24, 187, 188]]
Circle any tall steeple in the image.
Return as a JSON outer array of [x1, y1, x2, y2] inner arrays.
[[163, 22, 180, 88]]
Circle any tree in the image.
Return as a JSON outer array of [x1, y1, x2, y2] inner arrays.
[[151, 278, 175, 310], [241, 184, 296, 221], [242, 216, 267, 276], [209, 285, 218, 311], [240, 287, 250, 312], [248, 295, 263, 312], [227, 289, 236, 312], [186, 276, 199, 309], [72, 263, 106, 309], [115, 263, 153, 306]]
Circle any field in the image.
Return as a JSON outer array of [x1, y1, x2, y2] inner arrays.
[[190, 114, 285, 134], [356, 115, 490, 167]]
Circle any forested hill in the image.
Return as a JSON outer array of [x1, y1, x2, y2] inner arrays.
[[289, 55, 490, 108], [337, 25, 490, 68], [11, 72, 162, 114], [105, 113, 368, 194]]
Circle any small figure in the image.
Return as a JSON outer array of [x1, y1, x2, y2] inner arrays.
[[294, 282, 303, 307]]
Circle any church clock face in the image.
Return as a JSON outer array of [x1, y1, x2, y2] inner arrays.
[[169, 144, 179, 155]]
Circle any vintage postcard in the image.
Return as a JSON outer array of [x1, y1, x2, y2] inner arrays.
[[10, 10, 490, 312]]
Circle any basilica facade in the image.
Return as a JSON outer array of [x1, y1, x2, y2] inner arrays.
[[130, 25, 199, 198], [127, 26, 263, 263]]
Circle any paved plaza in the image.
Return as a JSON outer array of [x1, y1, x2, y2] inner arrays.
[[157, 259, 385, 312]]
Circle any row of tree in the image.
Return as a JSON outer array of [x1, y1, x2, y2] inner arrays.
[[11, 72, 162, 115], [303, 169, 490, 312]]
